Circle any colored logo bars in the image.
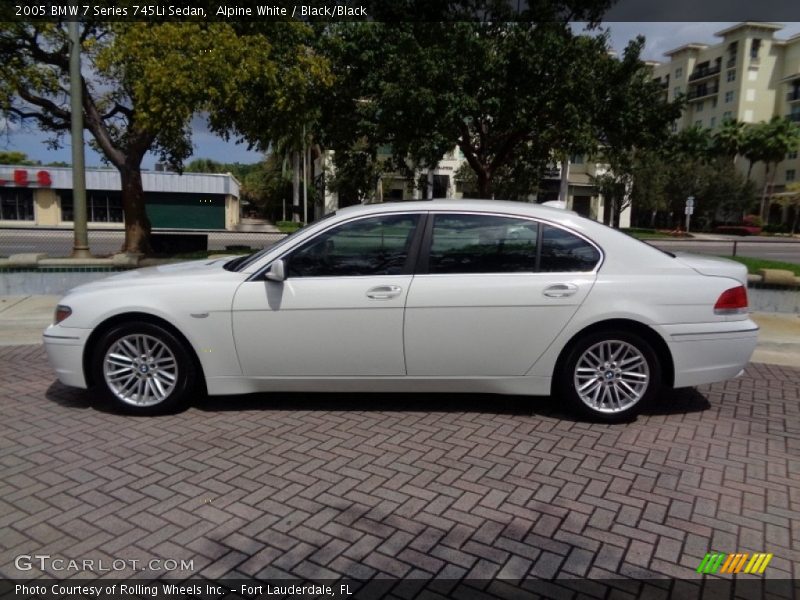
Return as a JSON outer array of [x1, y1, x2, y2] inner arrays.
[[697, 553, 773, 575]]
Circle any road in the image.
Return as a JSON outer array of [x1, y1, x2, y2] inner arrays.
[[646, 237, 800, 264], [0, 228, 286, 257]]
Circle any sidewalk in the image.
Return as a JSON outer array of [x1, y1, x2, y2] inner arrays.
[[2, 295, 798, 367]]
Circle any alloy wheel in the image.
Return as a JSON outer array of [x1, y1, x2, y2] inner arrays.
[[103, 334, 179, 407], [573, 340, 650, 414]]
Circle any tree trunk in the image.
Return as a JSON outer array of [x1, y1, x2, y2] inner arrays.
[[476, 171, 491, 198], [759, 163, 771, 224], [601, 195, 612, 226], [292, 150, 300, 222], [119, 164, 152, 255]]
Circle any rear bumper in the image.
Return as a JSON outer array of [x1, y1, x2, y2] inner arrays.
[[43, 325, 91, 389], [663, 319, 759, 388]]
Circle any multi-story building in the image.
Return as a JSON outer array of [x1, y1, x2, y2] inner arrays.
[[651, 22, 800, 213]]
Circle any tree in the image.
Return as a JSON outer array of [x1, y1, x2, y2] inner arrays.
[[631, 128, 755, 230], [327, 141, 384, 207], [743, 117, 800, 223], [0, 22, 325, 253], [0, 150, 38, 165], [711, 119, 746, 160], [317, 16, 681, 201], [777, 182, 800, 234]]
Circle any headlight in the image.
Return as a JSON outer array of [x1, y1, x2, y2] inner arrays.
[[54, 305, 72, 324]]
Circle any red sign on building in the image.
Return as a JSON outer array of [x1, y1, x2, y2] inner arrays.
[[0, 169, 52, 187]]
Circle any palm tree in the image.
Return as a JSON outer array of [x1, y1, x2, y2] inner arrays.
[[711, 119, 746, 161], [747, 117, 800, 223]]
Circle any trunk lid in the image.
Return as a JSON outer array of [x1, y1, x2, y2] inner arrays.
[[673, 252, 748, 285]]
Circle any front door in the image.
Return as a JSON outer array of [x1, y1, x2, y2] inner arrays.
[[232, 213, 422, 377]]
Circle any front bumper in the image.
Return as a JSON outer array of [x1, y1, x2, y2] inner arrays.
[[663, 319, 760, 388], [43, 324, 92, 389]]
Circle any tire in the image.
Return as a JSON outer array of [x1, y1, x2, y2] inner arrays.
[[556, 330, 662, 422], [91, 322, 197, 415]]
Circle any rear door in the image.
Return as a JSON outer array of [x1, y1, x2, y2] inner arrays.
[[403, 213, 600, 376]]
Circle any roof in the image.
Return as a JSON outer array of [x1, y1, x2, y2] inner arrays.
[[714, 22, 784, 38], [663, 43, 708, 57], [0, 164, 240, 197], [336, 198, 574, 218]]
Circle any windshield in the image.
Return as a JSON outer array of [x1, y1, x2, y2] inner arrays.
[[225, 212, 338, 272]]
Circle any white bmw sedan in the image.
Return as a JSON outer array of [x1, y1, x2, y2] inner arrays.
[[43, 200, 758, 421]]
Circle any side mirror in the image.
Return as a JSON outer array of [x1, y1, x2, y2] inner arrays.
[[265, 259, 286, 282]]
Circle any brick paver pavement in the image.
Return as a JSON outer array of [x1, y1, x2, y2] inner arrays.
[[1, 345, 798, 587]]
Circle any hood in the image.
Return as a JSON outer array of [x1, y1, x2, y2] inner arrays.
[[673, 252, 748, 285], [67, 257, 238, 293]]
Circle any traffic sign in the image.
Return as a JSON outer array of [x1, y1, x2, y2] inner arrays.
[[686, 196, 695, 208]]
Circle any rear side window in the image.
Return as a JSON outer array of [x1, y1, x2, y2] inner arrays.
[[425, 214, 600, 274], [539, 224, 601, 272], [428, 214, 539, 274]]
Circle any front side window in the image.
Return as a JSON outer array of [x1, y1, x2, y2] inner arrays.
[[428, 214, 539, 274], [540, 225, 601, 272], [286, 213, 419, 277]]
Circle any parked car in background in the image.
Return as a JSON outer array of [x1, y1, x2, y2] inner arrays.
[[44, 200, 758, 422]]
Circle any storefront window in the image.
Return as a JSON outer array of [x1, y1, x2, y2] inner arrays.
[[0, 189, 34, 221], [60, 191, 124, 223]]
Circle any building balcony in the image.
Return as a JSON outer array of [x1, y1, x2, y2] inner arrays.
[[787, 90, 800, 103], [689, 65, 721, 82], [788, 113, 800, 122], [687, 85, 719, 100]]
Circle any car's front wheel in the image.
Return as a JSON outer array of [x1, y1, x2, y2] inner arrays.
[[92, 322, 197, 415], [557, 331, 662, 422]]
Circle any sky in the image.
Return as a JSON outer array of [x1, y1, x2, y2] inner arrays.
[[4, 22, 800, 169]]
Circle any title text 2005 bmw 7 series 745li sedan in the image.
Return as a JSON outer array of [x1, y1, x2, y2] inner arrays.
[[44, 200, 758, 422]]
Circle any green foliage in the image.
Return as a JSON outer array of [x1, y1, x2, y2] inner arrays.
[[0, 22, 328, 253], [725, 256, 800, 277], [327, 141, 384, 206], [631, 131, 756, 230], [0, 150, 37, 165], [317, 17, 681, 199], [276, 221, 303, 233], [739, 117, 800, 222]]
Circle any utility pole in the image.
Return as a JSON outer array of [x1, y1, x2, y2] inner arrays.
[[292, 150, 300, 223], [302, 125, 308, 224], [68, 18, 91, 258]]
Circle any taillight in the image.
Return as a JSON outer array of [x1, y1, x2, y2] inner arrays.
[[714, 286, 748, 315], [54, 305, 72, 324]]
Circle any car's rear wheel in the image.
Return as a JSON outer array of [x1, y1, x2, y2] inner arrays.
[[557, 331, 661, 422], [92, 322, 196, 415]]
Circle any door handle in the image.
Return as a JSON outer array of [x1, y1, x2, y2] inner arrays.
[[366, 285, 402, 300], [543, 284, 578, 298]]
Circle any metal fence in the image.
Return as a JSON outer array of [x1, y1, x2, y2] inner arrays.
[[0, 226, 288, 258]]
